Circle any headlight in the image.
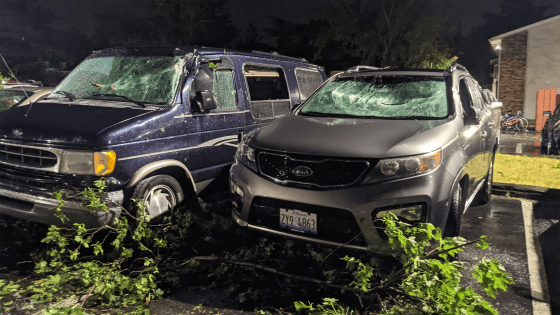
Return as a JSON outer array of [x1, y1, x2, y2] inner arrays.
[[60, 150, 116, 175], [362, 149, 441, 184], [235, 129, 258, 173]]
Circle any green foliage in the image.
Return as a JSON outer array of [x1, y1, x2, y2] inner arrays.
[[295, 213, 513, 314], [0, 280, 20, 295]]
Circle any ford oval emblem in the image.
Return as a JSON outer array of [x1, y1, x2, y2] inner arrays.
[[12, 129, 23, 136], [292, 166, 313, 177]]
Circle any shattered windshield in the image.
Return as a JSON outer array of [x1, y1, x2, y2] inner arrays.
[[300, 75, 449, 119], [51, 55, 185, 106], [0, 90, 29, 112]]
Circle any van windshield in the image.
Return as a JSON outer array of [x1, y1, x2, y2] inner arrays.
[[300, 75, 448, 119], [51, 55, 185, 106]]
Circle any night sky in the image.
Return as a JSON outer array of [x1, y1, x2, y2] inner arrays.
[[2, 0, 560, 86]]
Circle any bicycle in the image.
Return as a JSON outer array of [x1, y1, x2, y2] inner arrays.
[[501, 110, 528, 131]]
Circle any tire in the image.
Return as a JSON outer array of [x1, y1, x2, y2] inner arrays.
[[443, 184, 464, 238], [473, 153, 495, 206], [520, 118, 529, 131], [131, 175, 184, 220], [551, 136, 560, 155]]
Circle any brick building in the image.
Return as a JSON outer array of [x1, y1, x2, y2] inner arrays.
[[489, 15, 560, 119]]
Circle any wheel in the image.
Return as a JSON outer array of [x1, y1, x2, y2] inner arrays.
[[473, 153, 494, 206], [551, 136, 560, 155], [131, 175, 184, 219], [520, 118, 529, 131], [443, 184, 464, 238]]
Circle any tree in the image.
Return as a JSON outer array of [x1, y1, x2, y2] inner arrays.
[[308, 0, 456, 69]]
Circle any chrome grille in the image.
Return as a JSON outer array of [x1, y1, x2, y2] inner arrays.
[[0, 143, 58, 168], [258, 152, 371, 188]]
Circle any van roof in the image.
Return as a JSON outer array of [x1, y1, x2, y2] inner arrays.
[[92, 46, 323, 69]]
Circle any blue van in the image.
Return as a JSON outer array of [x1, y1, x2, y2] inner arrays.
[[0, 46, 326, 227]]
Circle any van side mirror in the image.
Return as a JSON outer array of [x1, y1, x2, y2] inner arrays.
[[464, 106, 481, 125], [195, 91, 217, 111], [490, 101, 502, 110]]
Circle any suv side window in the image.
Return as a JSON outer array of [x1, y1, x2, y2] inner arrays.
[[458, 79, 474, 115], [465, 78, 483, 110], [243, 64, 291, 119], [295, 68, 323, 100]]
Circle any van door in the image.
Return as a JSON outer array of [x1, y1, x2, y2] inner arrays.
[[187, 57, 247, 189]]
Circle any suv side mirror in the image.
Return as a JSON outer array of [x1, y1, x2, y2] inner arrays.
[[490, 101, 502, 110], [195, 91, 217, 111], [464, 106, 481, 125], [544, 111, 551, 117]]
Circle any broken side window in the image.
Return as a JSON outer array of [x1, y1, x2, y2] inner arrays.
[[213, 69, 237, 110], [295, 68, 324, 101], [300, 75, 448, 119], [244, 64, 291, 119]]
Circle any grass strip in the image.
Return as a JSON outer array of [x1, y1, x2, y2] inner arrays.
[[494, 153, 560, 189]]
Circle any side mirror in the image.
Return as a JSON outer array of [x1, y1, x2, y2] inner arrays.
[[490, 101, 502, 110], [195, 91, 217, 111], [464, 106, 481, 125], [544, 111, 552, 117]]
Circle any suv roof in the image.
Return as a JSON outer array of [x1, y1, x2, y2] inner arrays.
[[341, 63, 470, 76]]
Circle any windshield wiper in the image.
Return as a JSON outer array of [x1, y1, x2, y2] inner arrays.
[[52, 90, 75, 101], [84, 94, 146, 108], [300, 111, 331, 117]]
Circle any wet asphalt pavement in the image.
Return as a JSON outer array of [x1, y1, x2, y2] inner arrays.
[[499, 130, 542, 156]]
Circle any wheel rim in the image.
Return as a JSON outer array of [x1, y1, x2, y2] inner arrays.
[[143, 184, 177, 218]]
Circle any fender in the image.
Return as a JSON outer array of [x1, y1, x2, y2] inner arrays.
[[126, 159, 197, 193]]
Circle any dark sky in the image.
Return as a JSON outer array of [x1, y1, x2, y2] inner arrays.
[[4, 0, 560, 85]]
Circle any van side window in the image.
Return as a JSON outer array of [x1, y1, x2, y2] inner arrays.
[[213, 69, 237, 110], [244, 64, 291, 119], [295, 68, 323, 100]]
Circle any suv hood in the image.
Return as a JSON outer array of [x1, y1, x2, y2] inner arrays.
[[252, 114, 457, 158], [0, 100, 151, 146]]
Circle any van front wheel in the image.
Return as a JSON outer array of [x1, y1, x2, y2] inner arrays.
[[131, 175, 184, 220]]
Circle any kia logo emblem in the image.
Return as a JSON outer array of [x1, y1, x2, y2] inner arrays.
[[12, 129, 23, 136], [292, 166, 313, 177]]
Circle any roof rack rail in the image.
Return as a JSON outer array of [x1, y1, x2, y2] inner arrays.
[[346, 65, 382, 73], [251, 50, 308, 62]]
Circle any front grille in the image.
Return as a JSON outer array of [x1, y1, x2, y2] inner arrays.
[[0, 143, 58, 168], [258, 152, 370, 188], [249, 197, 366, 246], [0, 163, 93, 192]]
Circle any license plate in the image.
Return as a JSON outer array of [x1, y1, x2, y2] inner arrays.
[[279, 208, 317, 234]]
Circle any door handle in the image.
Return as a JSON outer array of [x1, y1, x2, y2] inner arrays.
[[481, 131, 487, 137], [488, 120, 494, 126]]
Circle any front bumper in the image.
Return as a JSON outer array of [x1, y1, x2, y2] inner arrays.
[[230, 160, 455, 253], [0, 180, 122, 228]]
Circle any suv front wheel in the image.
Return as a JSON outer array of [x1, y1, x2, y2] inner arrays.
[[443, 184, 464, 238]]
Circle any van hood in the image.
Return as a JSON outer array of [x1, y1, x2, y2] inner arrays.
[[251, 114, 458, 159], [0, 100, 152, 146]]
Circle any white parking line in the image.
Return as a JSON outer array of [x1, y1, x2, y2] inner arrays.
[[516, 143, 523, 154], [521, 200, 551, 315]]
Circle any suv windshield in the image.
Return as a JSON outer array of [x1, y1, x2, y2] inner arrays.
[[300, 75, 448, 119], [51, 55, 185, 106]]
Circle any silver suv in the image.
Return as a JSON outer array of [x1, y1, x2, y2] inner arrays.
[[229, 64, 502, 252]]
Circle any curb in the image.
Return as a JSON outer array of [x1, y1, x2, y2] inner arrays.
[[493, 182, 560, 203]]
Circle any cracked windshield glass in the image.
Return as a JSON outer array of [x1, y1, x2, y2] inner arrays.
[[0, 90, 27, 111], [51, 55, 185, 105], [301, 76, 448, 118]]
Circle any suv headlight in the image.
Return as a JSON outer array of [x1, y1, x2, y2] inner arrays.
[[60, 150, 116, 176], [235, 129, 258, 173], [362, 149, 441, 184]]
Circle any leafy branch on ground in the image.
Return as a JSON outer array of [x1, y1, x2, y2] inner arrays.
[[0, 179, 513, 314]]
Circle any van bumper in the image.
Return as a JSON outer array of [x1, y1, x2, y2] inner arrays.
[[0, 180, 122, 228]]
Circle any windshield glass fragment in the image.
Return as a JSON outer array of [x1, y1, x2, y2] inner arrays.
[[51, 55, 185, 106], [0, 90, 29, 111], [300, 75, 448, 119]]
